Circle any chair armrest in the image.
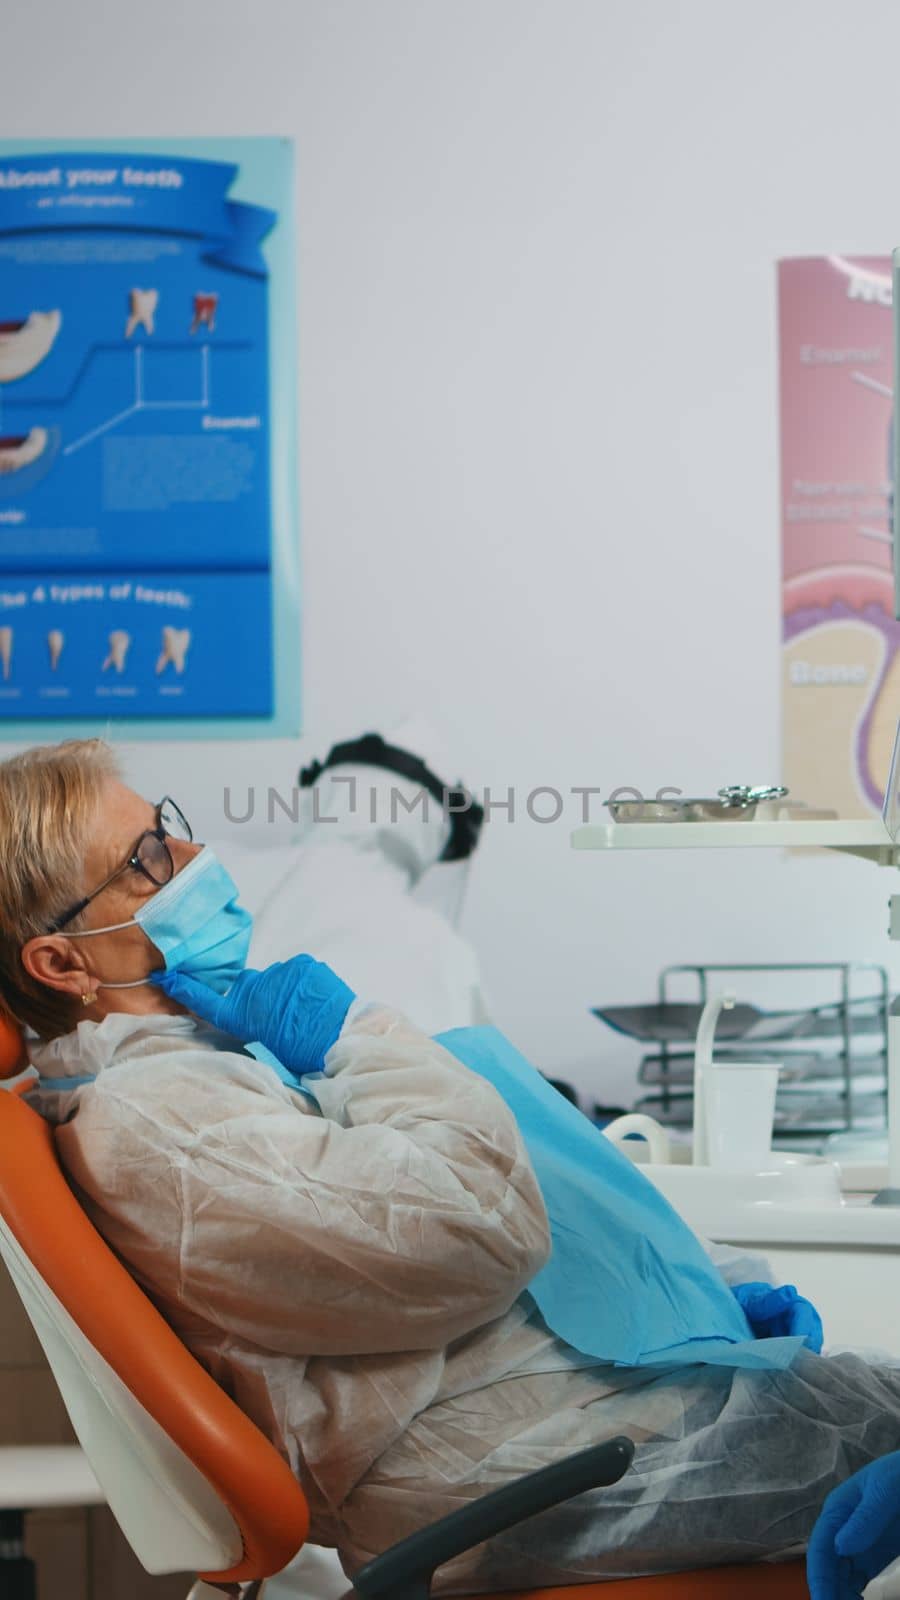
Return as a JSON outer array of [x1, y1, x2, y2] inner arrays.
[[352, 1435, 635, 1600]]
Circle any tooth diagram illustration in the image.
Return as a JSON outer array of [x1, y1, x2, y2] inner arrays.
[[190, 292, 218, 334], [0, 428, 49, 476], [47, 630, 64, 672], [0, 311, 62, 383], [102, 631, 132, 674], [0, 628, 13, 682], [155, 627, 191, 675], [783, 568, 900, 816], [125, 289, 159, 339]]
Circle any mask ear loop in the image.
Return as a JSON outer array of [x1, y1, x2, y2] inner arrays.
[[96, 976, 159, 990], [62, 918, 161, 990]]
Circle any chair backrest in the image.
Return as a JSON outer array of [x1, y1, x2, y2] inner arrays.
[[0, 1087, 309, 1582]]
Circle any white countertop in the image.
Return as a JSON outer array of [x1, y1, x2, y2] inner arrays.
[[0, 1446, 103, 1508], [639, 1156, 900, 1246], [676, 1192, 900, 1247]]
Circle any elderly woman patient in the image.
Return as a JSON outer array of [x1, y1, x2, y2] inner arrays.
[[5, 738, 900, 1595]]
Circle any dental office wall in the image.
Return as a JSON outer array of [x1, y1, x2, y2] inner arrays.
[[1, 0, 899, 1105]]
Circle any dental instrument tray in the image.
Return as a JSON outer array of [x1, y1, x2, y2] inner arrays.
[[604, 785, 838, 824], [592, 962, 891, 1146], [594, 993, 889, 1045]]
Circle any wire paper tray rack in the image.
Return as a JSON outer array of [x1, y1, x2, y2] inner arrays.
[[592, 962, 891, 1144]]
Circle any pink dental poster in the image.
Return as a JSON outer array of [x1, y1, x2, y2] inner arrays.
[[779, 256, 899, 817]]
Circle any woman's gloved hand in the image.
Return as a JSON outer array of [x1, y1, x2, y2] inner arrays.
[[731, 1281, 824, 1352], [154, 955, 355, 1076], [807, 1452, 900, 1599]]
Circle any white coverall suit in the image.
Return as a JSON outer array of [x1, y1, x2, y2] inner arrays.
[[21, 743, 900, 1591], [30, 1002, 900, 1595]]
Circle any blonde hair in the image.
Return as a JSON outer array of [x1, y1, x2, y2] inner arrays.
[[0, 739, 121, 1038]]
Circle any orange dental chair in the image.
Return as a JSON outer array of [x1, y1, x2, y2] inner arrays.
[[0, 1022, 809, 1598]]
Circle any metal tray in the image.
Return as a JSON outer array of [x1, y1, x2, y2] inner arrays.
[[594, 995, 888, 1045]]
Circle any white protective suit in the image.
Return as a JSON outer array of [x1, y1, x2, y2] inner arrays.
[[21, 729, 900, 1591], [30, 1006, 900, 1595]]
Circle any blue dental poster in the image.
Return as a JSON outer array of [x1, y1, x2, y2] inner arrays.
[[0, 139, 300, 737]]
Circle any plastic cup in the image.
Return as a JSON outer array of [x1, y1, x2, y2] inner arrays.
[[704, 1062, 781, 1172]]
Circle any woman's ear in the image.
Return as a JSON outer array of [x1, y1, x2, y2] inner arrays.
[[20, 935, 90, 999]]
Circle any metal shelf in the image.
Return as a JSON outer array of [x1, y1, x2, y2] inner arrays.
[[592, 962, 891, 1142], [572, 819, 897, 863]]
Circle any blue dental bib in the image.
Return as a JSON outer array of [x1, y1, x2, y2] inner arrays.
[[41, 1017, 803, 1373], [430, 1026, 802, 1371]]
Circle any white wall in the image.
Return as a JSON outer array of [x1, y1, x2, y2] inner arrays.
[[2, 0, 899, 1102]]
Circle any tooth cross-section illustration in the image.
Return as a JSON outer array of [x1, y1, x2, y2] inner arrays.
[[47, 630, 64, 672], [0, 428, 49, 475], [190, 292, 218, 334], [155, 626, 191, 675], [0, 311, 62, 383], [125, 288, 159, 339], [0, 628, 13, 682], [102, 630, 132, 674]]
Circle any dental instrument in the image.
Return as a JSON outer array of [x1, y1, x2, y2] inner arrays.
[[605, 785, 838, 824]]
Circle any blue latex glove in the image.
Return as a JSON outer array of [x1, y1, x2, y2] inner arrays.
[[808, 1452, 900, 1599], [731, 1281, 824, 1353], [153, 955, 355, 1076]]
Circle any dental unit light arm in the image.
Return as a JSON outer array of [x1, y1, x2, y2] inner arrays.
[[693, 993, 736, 1166]]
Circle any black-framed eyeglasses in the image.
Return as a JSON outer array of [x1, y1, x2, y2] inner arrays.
[[48, 796, 193, 933]]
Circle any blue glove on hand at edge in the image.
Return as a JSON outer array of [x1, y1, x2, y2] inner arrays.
[[153, 954, 355, 1077], [731, 1281, 824, 1353], [808, 1451, 900, 1599]]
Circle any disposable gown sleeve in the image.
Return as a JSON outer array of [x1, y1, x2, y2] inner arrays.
[[699, 1235, 776, 1289], [67, 1005, 551, 1359]]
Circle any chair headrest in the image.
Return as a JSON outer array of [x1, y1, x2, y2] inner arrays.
[[0, 1013, 25, 1080]]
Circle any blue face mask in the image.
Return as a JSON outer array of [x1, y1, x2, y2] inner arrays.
[[66, 846, 252, 994]]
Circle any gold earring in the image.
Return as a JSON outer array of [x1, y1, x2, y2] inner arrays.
[[81, 990, 98, 1006]]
